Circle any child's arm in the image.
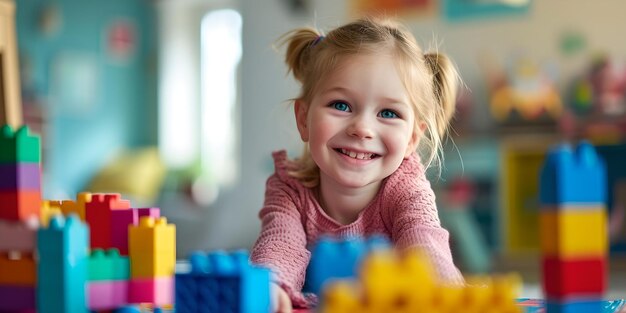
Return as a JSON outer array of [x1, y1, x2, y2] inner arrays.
[[251, 174, 313, 307], [387, 164, 464, 284]]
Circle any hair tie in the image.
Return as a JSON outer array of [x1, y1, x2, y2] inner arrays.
[[312, 35, 325, 47]]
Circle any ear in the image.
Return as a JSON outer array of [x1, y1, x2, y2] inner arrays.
[[295, 100, 310, 142], [404, 122, 426, 158]]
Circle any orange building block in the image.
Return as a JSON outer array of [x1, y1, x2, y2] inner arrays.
[[0, 254, 36, 285], [54, 192, 92, 221], [0, 190, 40, 221]]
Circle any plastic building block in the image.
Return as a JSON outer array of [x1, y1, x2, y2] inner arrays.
[[88, 248, 130, 281], [0, 125, 40, 164], [175, 250, 271, 313], [0, 216, 38, 252], [0, 162, 40, 190], [54, 192, 93, 221], [113, 306, 141, 313], [539, 208, 607, 258], [85, 193, 131, 249], [128, 276, 173, 306], [41, 200, 62, 227], [0, 285, 36, 311], [37, 214, 89, 313], [0, 253, 36, 285], [87, 280, 128, 310], [304, 235, 390, 295], [111, 207, 160, 255], [0, 189, 41, 221], [129, 217, 175, 278], [546, 299, 603, 313], [320, 248, 522, 313], [542, 256, 606, 299], [539, 142, 607, 206]]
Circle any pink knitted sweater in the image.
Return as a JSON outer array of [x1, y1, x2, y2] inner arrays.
[[251, 150, 463, 307]]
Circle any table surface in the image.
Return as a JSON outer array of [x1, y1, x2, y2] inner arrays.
[[292, 299, 626, 313]]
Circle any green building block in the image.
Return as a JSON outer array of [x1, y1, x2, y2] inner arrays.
[[0, 125, 41, 164], [88, 248, 130, 281]]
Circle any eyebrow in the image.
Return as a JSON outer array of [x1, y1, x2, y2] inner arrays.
[[321, 86, 408, 105]]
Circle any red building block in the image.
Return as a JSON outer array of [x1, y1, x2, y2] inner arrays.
[[0, 190, 40, 222], [85, 193, 130, 249], [542, 256, 606, 299]]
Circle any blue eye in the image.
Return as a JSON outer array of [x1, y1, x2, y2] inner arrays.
[[332, 101, 350, 112], [379, 109, 399, 119]]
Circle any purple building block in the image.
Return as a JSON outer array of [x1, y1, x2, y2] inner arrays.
[[111, 208, 160, 255], [0, 163, 40, 190], [0, 285, 36, 311]]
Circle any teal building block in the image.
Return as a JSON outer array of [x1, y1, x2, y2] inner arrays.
[[539, 141, 607, 207], [304, 235, 390, 295], [89, 248, 130, 281], [0, 125, 41, 164], [37, 214, 89, 313]]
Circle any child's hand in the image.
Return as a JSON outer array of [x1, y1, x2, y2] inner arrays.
[[271, 282, 293, 313]]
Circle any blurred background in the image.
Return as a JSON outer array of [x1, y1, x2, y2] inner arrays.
[[14, 0, 626, 297]]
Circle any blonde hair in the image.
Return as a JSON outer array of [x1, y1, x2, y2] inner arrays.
[[281, 17, 460, 187]]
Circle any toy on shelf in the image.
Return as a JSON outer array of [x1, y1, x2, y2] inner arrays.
[[175, 250, 271, 313], [482, 53, 562, 125], [539, 141, 607, 312]]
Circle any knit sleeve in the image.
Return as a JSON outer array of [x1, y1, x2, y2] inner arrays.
[[250, 173, 313, 308], [387, 156, 464, 285]]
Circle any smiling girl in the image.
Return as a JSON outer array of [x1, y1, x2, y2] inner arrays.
[[251, 17, 464, 312]]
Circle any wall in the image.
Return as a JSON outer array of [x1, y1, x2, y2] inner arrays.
[[16, 0, 157, 199]]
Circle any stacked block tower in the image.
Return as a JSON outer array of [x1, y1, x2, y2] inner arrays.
[[539, 141, 607, 312], [0, 125, 42, 311]]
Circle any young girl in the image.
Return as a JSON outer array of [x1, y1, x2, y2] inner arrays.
[[251, 17, 464, 312]]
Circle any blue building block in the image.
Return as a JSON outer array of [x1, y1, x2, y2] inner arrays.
[[539, 141, 607, 207], [175, 250, 271, 313], [546, 299, 603, 313], [37, 214, 89, 313], [304, 234, 390, 295]]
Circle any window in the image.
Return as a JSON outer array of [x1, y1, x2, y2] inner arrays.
[[158, 5, 241, 205]]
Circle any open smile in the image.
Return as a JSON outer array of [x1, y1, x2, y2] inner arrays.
[[334, 148, 380, 160]]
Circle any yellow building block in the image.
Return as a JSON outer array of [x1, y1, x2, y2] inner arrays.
[[58, 192, 92, 221], [0, 254, 36, 285], [540, 207, 607, 258], [40, 201, 62, 227], [321, 249, 522, 313], [129, 217, 175, 278]]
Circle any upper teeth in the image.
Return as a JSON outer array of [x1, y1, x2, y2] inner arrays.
[[341, 148, 374, 160]]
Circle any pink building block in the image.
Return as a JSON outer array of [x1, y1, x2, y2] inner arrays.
[[128, 276, 173, 305], [111, 207, 160, 255], [0, 216, 38, 252], [88, 280, 128, 310]]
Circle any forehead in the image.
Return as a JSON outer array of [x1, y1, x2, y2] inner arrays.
[[318, 53, 408, 95]]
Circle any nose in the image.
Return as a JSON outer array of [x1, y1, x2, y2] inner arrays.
[[347, 115, 374, 139]]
